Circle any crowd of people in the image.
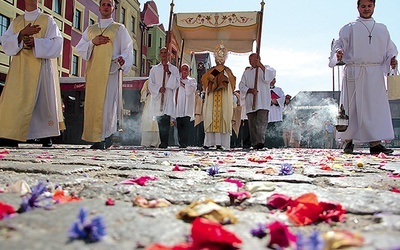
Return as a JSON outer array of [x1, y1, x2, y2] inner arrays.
[[0, 0, 397, 155]]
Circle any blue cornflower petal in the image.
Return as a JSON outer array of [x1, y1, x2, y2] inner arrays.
[[68, 207, 106, 243], [17, 181, 51, 213], [279, 163, 294, 176], [206, 165, 219, 177], [308, 230, 325, 250], [250, 223, 267, 239]]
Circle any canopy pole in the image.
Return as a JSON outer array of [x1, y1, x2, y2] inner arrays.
[[165, 0, 175, 49], [179, 39, 185, 69], [161, 0, 175, 110], [252, 0, 265, 110]]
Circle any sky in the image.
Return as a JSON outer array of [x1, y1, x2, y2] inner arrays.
[[143, 0, 400, 97]]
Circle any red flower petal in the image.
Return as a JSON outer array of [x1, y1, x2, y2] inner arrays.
[[286, 202, 322, 226], [319, 202, 346, 223], [224, 178, 244, 188], [390, 187, 400, 193], [286, 193, 322, 225], [105, 198, 115, 206], [0, 201, 16, 220], [191, 218, 242, 248], [267, 221, 297, 248], [52, 190, 82, 204], [267, 193, 293, 209], [121, 176, 157, 186]]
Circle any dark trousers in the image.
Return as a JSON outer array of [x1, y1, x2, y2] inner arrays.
[[265, 121, 284, 148], [230, 119, 251, 148], [242, 120, 251, 148], [157, 114, 170, 147], [176, 116, 191, 147], [194, 121, 205, 146], [247, 110, 269, 146]]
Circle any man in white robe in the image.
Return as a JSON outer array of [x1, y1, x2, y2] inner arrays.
[[175, 64, 196, 148], [239, 53, 275, 150], [148, 47, 180, 148], [76, 0, 133, 149], [329, 0, 398, 154], [0, 0, 64, 147], [265, 77, 285, 148]]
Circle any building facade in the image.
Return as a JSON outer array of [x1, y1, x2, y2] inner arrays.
[[0, 0, 74, 83]]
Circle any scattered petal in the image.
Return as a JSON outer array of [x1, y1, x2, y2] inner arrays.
[[176, 199, 237, 224], [17, 181, 53, 213], [267, 193, 293, 209], [105, 198, 115, 206], [172, 164, 187, 171], [206, 165, 219, 177], [133, 196, 171, 208], [322, 230, 364, 249], [279, 163, 294, 175], [228, 191, 251, 205], [68, 207, 106, 242], [224, 178, 244, 188], [52, 190, 82, 204], [121, 176, 157, 186], [390, 187, 400, 193], [0, 201, 16, 220], [191, 217, 242, 248], [267, 221, 297, 248], [250, 223, 267, 239]]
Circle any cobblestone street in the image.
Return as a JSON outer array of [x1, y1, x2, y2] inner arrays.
[[0, 144, 399, 249]]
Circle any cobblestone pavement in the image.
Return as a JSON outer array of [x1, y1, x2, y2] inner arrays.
[[0, 144, 399, 249]]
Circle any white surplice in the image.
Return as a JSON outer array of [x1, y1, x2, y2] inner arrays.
[[76, 18, 133, 140], [175, 76, 197, 120], [0, 9, 63, 139], [268, 86, 285, 123], [329, 17, 398, 143], [148, 63, 180, 118], [239, 65, 276, 114]]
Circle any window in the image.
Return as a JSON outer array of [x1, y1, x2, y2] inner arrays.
[[130, 16, 135, 33], [120, 7, 125, 24], [74, 9, 82, 30], [72, 55, 79, 76], [53, 0, 62, 15], [0, 14, 10, 36], [148, 33, 152, 47], [133, 49, 137, 66], [159, 37, 163, 48], [89, 18, 95, 26]]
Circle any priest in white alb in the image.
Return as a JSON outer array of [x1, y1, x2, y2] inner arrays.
[[329, 0, 398, 154], [0, 0, 64, 148], [76, 0, 133, 149], [175, 64, 197, 148], [148, 47, 180, 149]]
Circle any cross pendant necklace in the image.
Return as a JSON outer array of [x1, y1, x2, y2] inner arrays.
[[360, 20, 376, 44]]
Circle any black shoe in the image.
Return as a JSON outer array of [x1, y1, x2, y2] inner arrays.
[[254, 143, 264, 150], [203, 145, 210, 150], [216, 145, 223, 150], [0, 138, 19, 148], [159, 143, 168, 149], [90, 142, 105, 149], [41, 137, 53, 147], [370, 144, 393, 154], [104, 136, 113, 149], [343, 142, 354, 154]]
